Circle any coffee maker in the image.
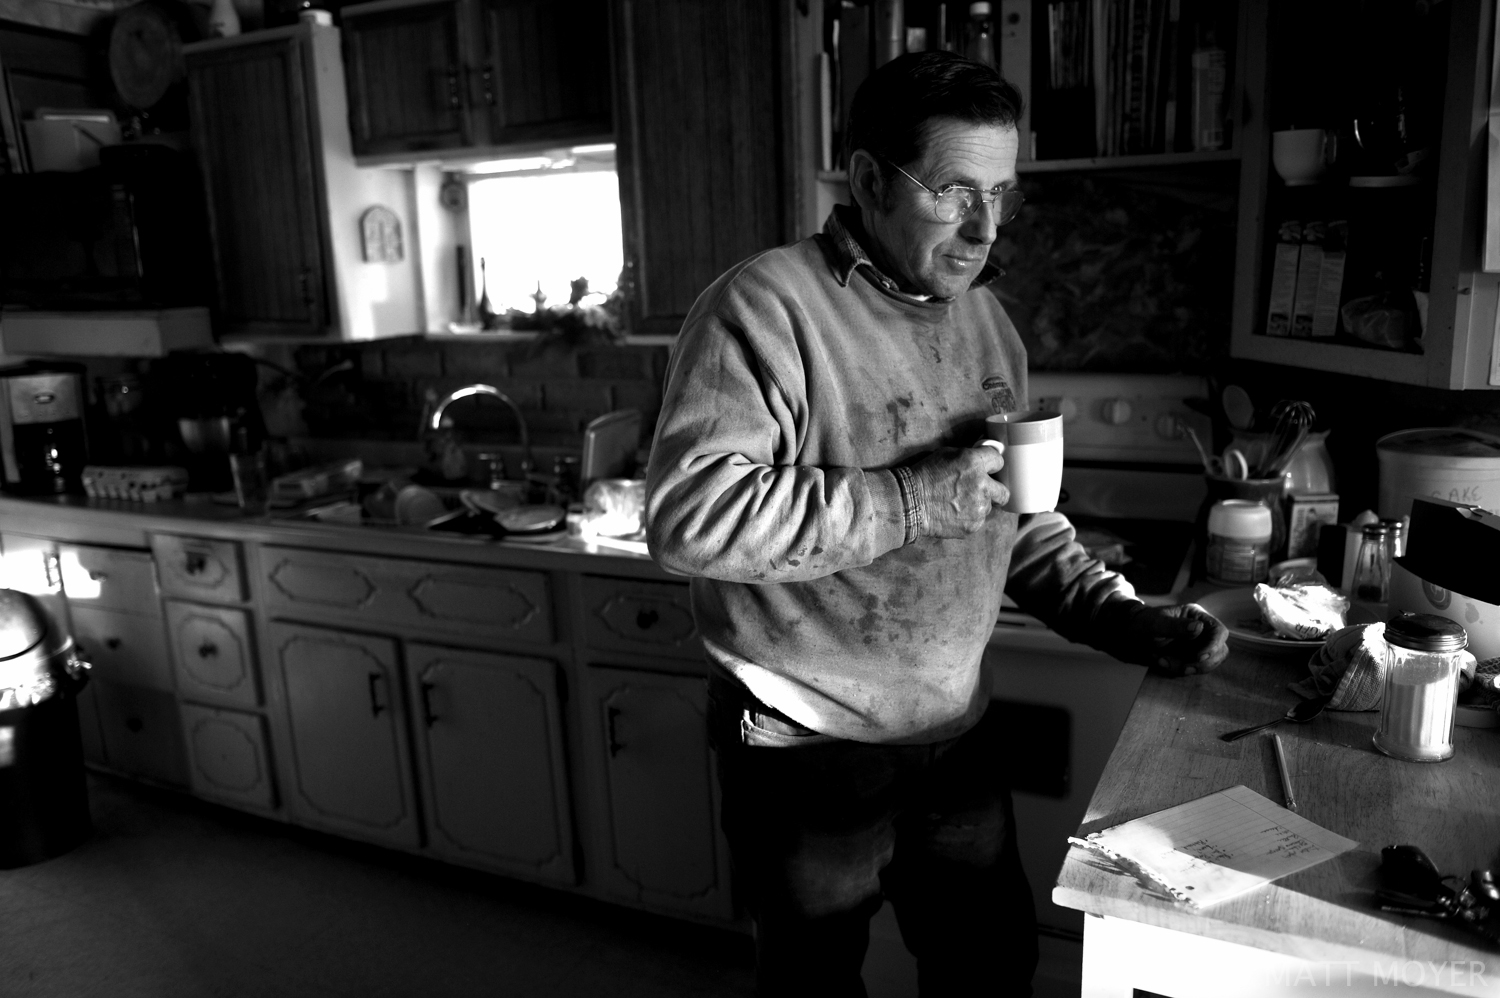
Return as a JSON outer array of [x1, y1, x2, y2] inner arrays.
[[153, 352, 266, 492], [0, 362, 88, 495]]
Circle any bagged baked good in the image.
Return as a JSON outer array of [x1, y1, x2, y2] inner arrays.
[[1253, 582, 1350, 641]]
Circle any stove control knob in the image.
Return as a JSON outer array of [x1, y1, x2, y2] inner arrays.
[[1101, 398, 1133, 425], [1156, 414, 1184, 439], [1040, 397, 1079, 423]]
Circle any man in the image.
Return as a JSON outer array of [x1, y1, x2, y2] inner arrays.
[[645, 52, 1228, 997]]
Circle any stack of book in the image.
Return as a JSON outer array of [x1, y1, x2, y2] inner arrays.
[[1033, 0, 1234, 160]]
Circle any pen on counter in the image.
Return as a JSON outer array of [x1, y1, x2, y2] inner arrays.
[[1273, 733, 1297, 811]]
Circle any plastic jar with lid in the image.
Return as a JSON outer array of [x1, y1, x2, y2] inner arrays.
[[1374, 613, 1466, 763], [1205, 499, 1272, 585]]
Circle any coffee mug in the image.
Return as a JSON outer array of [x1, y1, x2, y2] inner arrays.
[[1272, 128, 1337, 186], [984, 411, 1064, 514]]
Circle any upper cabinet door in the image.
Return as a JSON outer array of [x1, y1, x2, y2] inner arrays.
[[477, 0, 612, 145], [612, 0, 789, 335], [341, 0, 473, 156], [186, 34, 330, 335]]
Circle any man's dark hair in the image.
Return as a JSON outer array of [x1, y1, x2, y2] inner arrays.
[[843, 51, 1024, 170]]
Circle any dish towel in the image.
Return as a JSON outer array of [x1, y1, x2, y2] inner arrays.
[[1291, 623, 1387, 710], [1293, 622, 1489, 710]]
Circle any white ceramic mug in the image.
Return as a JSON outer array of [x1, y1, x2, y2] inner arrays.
[[984, 411, 1064, 514], [1272, 128, 1336, 186]]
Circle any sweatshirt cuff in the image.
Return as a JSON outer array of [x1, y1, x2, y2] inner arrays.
[[866, 469, 911, 551]]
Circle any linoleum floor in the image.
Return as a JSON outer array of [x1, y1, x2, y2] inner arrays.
[[0, 772, 756, 998]]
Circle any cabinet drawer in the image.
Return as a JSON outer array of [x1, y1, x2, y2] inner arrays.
[[180, 703, 275, 810], [167, 601, 259, 708], [151, 534, 247, 603], [58, 545, 159, 614], [262, 547, 553, 644], [94, 679, 188, 788], [70, 605, 173, 691], [580, 576, 699, 660]]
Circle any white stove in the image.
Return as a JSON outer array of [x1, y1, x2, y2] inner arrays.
[[987, 372, 1210, 939]]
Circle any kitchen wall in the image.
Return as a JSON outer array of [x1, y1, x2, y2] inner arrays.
[[258, 335, 670, 451]]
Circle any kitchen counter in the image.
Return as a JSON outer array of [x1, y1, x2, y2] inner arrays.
[[0, 493, 671, 581], [1053, 639, 1500, 997]]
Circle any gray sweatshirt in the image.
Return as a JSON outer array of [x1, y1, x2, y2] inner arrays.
[[646, 209, 1135, 744]]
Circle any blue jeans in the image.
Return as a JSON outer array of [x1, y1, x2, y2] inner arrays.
[[708, 681, 1039, 997]]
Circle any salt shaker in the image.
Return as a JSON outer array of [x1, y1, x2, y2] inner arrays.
[[1351, 522, 1392, 602], [1373, 613, 1467, 763]]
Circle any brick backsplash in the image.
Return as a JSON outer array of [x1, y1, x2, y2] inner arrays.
[[288, 336, 669, 450]]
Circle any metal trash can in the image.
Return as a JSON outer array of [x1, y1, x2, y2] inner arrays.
[[0, 589, 91, 868]]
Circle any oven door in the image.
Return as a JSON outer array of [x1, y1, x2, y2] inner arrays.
[[984, 615, 1148, 938]]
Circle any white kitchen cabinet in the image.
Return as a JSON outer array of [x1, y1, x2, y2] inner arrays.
[[150, 534, 247, 604], [1229, 0, 1500, 387], [68, 604, 173, 692], [180, 702, 276, 810], [92, 679, 190, 788], [584, 665, 733, 920], [261, 546, 553, 645], [579, 575, 700, 661], [166, 601, 260, 708], [406, 642, 576, 884], [269, 621, 421, 848]]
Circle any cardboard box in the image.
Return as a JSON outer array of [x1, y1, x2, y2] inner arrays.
[[1286, 493, 1340, 559], [1291, 243, 1323, 338], [1265, 241, 1300, 336]]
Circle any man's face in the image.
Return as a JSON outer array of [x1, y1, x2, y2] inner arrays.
[[857, 119, 1020, 299]]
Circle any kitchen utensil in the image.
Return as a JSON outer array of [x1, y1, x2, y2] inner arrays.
[[1221, 385, 1256, 431], [1196, 587, 1380, 654], [1374, 613, 1467, 763], [580, 410, 643, 487], [985, 411, 1064, 513], [1272, 128, 1337, 186], [1259, 400, 1316, 478], [1219, 694, 1331, 742], [496, 504, 565, 533]]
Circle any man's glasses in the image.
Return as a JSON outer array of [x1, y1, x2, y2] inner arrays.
[[885, 160, 1025, 226]]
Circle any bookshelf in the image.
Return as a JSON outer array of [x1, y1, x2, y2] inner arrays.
[[814, 146, 1239, 185]]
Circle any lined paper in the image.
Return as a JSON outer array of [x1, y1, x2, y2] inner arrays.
[[1070, 785, 1358, 908]]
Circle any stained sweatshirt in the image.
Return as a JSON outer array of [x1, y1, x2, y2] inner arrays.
[[645, 207, 1137, 745]]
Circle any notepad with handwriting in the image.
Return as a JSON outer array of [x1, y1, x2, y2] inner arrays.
[[1069, 784, 1358, 908]]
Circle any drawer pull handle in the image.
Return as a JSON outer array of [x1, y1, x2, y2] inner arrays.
[[198, 642, 218, 659], [88, 570, 107, 582], [367, 673, 387, 718], [184, 553, 208, 576], [125, 716, 143, 733], [105, 638, 121, 651], [420, 681, 438, 727], [635, 608, 659, 631], [606, 705, 624, 757]]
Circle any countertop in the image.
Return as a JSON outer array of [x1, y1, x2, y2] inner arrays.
[[1052, 637, 1500, 984], [0, 493, 674, 581]]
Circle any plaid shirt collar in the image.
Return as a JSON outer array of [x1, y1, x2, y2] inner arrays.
[[821, 204, 1002, 300]]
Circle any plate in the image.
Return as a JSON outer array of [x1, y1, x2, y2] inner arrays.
[[496, 504, 565, 533], [1194, 586, 1376, 653]]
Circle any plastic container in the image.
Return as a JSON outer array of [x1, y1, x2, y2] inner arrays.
[[1205, 499, 1272, 585], [1376, 427, 1500, 518], [1374, 613, 1466, 763]]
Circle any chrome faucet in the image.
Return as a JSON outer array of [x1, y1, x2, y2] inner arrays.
[[425, 384, 533, 477]]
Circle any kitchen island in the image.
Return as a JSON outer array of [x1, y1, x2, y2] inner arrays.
[[1054, 638, 1500, 997]]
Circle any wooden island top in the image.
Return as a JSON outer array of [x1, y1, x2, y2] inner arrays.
[[1053, 637, 1500, 997]]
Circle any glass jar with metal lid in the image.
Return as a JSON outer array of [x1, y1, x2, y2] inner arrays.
[[1374, 612, 1467, 762]]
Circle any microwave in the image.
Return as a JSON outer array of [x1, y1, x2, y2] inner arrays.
[[0, 144, 213, 311]]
